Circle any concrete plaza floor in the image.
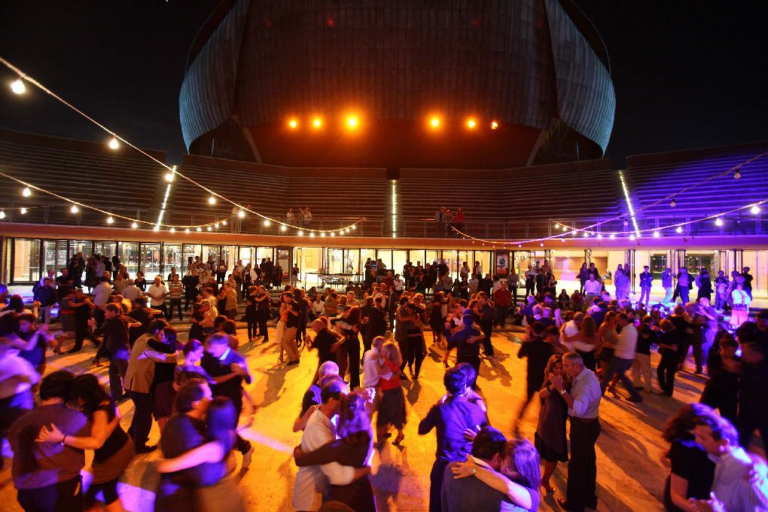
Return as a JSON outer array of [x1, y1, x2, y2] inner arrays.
[[0, 326, 721, 512]]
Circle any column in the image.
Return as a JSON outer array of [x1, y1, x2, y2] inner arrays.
[[625, 249, 636, 294]]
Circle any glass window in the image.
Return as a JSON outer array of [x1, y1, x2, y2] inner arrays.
[[43, 240, 68, 275], [443, 250, 458, 276], [239, 247, 253, 267], [165, 244, 183, 275], [426, 250, 440, 266], [409, 250, 426, 268], [475, 251, 492, 277], [202, 245, 221, 269], [256, 247, 273, 268], [360, 249, 376, 271], [377, 250, 392, 271], [276, 249, 290, 284], [457, 251, 471, 279], [13, 239, 41, 283], [183, 244, 202, 273], [651, 254, 667, 276], [344, 249, 359, 275], [70, 240, 92, 258], [327, 248, 344, 274], [392, 250, 408, 276], [93, 242, 117, 260], [686, 254, 714, 276], [141, 243, 162, 279], [222, 245, 236, 273], [120, 242, 140, 278]]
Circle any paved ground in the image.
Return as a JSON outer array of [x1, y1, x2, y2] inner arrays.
[[0, 325, 720, 512]]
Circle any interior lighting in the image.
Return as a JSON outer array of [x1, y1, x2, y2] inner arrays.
[[214, 223, 219, 229], [207, 226, 212, 231], [107, 216, 114, 224], [715, 218, 723, 226], [490, 121, 499, 130], [170, 227, 176, 233], [22, 187, 31, 197], [561, 238, 565, 242], [165, 172, 174, 182], [131, 222, 138, 229], [222, 220, 227, 226], [555, 223, 560, 228], [153, 225, 160, 232], [70, 205, 79, 213], [330, 232, 335, 237], [321, 232, 326, 237], [0, 211, 5, 219], [312, 118, 322, 129], [562, 226, 568, 231], [208, 196, 216, 205], [597, 234, 603, 240], [11, 79, 25, 95], [352, 225, 356, 230], [196, 227, 202, 232], [20, 208, 27, 215], [108, 137, 119, 150], [298, 230, 304, 236], [185, 228, 190, 233], [629, 234, 636, 241], [310, 232, 315, 238], [676, 226, 683, 234], [346, 116, 359, 129], [288, 119, 298, 129], [609, 234, 615, 240], [751, 205, 761, 214], [429, 116, 441, 129], [263, 220, 271, 227], [583, 232, 589, 238], [280, 225, 287, 232], [466, 118, 477, 129], [540, 242, 544, 247], [653, 231, 660, 238], [237, 209, 245, 218]]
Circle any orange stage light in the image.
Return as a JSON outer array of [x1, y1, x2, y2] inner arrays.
[[288, 119, 298, 129], [429, 116, 441, 128], [346, 116, 359, 129], [312, 118, 322, 128]]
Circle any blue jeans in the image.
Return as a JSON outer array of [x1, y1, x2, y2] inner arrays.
[[601, 356, 643, 401], [662, 286, 673, 305]]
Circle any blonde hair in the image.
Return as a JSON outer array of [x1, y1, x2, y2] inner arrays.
[[381, 341, 403, 367]]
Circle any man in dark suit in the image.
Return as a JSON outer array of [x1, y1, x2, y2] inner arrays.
[[441, 427, 510, 512], [201, 333, 254, 466]]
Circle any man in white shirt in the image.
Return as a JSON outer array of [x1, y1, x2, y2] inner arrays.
[[362, 336, 391, 406], [147, 276, 169, 320], [552, 352, 602, 511], [292, 380, 367, 511], [600, 313, 643, 402], [122, 279, 142, 301], [393, 274, 404, 292], [691, 411, 768, 511], [583, 274, 602, 309], [92, 276, 112, 327]]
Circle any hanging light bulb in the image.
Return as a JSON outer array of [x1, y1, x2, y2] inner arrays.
[[676, 226, 683, 234], [11, 79, 26, 95], [321, 232, 326, 237], [561, 238, 565, 242], [0, 211, 6, 219], [22, 187, 31, 197], [222, 220, 227, 226], [629, 234, 636, 241], [107, 216, 114, 224], [623, 220, 629, 227], [345, 228, 350, 233], [153, 225, 160, 232], [214, 223, 219, 229], [734, 168, 741, 179], [164, 172, 174, 182], [609, 234, 615, 240], [330, 232, 336, 237], [207, 226, 212, 231], [518, 244, 522, 248], [264, 220, 271, 227], [310, 232, 315, 238], [208, 196, 216, 205], [298, 230, 304, 236], [715, 217, 723, 226], [653, 231, 660, 238], [562, 226, 568, 232], [539, 242, 544, 247], [108, 137, 119, 150], [169, 227, 175, 233], [131, 222, 138, 229], [554, 223, 560, 228], [185, 228, 190, 233], [237, 209, 245, 218], [597, 234, 603, 240], [280, 225, 287, 232], [352, 225, 357, 230], [20, 207, 27, 215], [670, 198, 676, 208], [583, 232, 589, 238], [751, 205, 761, 214], [70, 205, 79, 213], [196, 227, 202, 232]]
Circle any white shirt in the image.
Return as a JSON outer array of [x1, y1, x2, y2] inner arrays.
[[710, 447, 768, 511], [92, 282, 112, 308], [292, 409, 355, 511], [311, 300, 325, 316], [122, 285, 141, 301], [147, 283, 168, 307], [362, 347, 391, 388], [567, 368, 601, 419], [584, 280, 601, 295], [393, 278, 404, 291], [614, 323, 638, 360]]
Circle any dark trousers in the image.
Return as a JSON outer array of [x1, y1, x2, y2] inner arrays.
[[525, 283, 534, 297], [679, 336, 703, 372], [94, 308, 105, 328], [601, 357, 642, 401], [657, 357, 678, 396], [169, 299, 183, 321], [493, 307, 508, 328], [737, 407, 768, 449], [429, 459, 449, 512], [700, 386, 738, 425], [403, 335, 425, 378], [17, 475, 83, 512], [247, 318, 257, 339], [108, 356, 129, 401], [257, 310, 269, 339], [156, 302, 169, 321], [128, 390, 153, 449], [72, 320, 95, 351], [577, 350, 596, 372], [347, 335, 361, 389], [567, 418, 601, 511], [480, 319, 494, 356], [184, 293, 196, 311]]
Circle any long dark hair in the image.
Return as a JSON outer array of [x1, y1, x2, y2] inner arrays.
[[337, 392, 373, 447], [662, 403, 714, 443], [207, 396, 237, 456], [69, 373, 113, 417]]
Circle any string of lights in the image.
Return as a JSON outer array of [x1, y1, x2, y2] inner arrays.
[[450, 197, 767, 247], [1, 56, 365, 235]]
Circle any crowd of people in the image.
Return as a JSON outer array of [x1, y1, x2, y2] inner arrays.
[[1, 251, 768, 511]]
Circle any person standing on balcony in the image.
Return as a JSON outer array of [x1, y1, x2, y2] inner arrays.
[[454, 208, 465, 235], [286, 207, 295, 225], [638, 266, 653, 306]]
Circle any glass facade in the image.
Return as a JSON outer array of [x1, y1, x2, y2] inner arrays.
[[13, 239, 41, 283]]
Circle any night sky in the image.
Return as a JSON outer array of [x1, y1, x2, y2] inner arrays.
[[1, 0, 767, 167]]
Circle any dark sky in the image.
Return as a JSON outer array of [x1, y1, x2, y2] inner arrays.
[[1, 0, 767, 167]]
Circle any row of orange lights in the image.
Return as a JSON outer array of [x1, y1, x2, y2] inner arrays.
[[287, 116, 500, 130]]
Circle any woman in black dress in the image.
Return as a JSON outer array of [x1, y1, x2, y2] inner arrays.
[[294, 391, 376, 512], [534, 354, 568, 494], [37, 373, 134, 511], [662, 403, 715, 511]]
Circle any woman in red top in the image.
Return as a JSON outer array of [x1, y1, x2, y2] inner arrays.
[[376, 341, 406, 446]]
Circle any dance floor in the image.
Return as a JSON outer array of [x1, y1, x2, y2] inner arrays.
[[0, 326, 720, 511]]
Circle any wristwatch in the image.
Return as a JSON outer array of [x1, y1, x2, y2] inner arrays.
[[471, 468, 477, 475], [559, 389, 567, 396]]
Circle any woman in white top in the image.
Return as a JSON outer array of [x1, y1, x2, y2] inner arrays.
[[730, 283, 751, 328]]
